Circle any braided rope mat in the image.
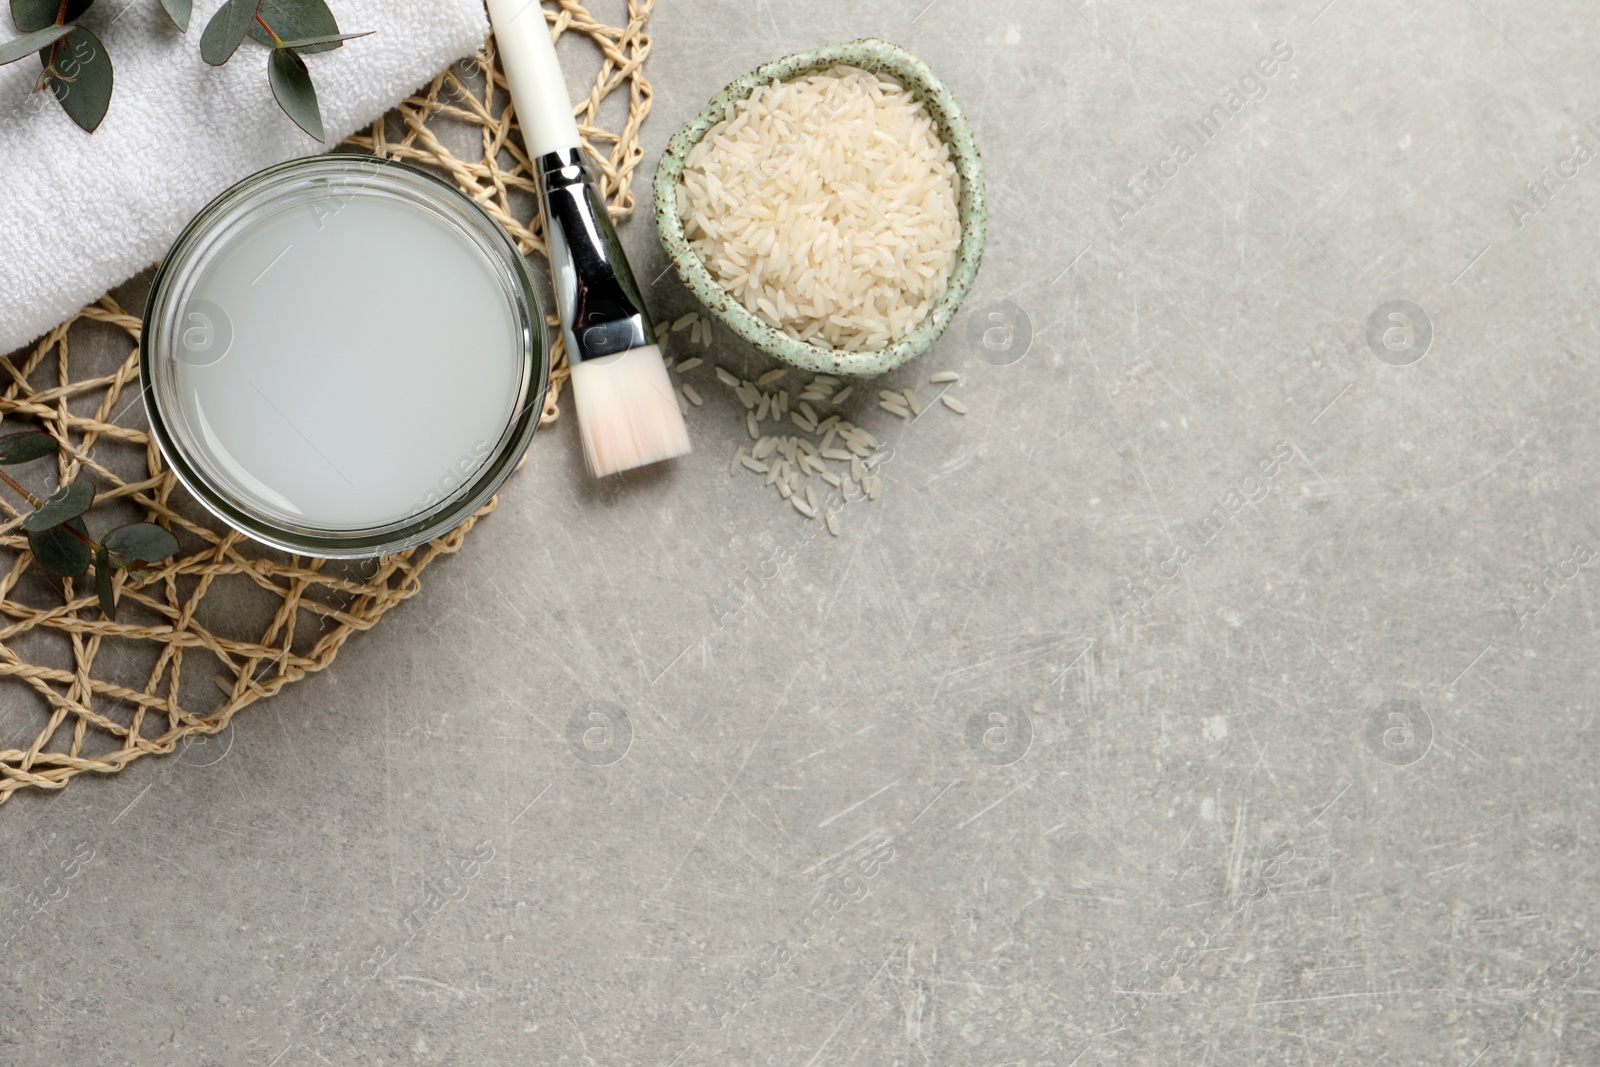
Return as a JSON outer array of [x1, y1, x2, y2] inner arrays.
[[0, 0, 655, 805]]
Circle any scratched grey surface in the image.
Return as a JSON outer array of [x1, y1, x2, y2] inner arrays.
[[4, 0, 1600, 1064]]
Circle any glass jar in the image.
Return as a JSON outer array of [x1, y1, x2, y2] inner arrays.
[[141, 155, 547, 557]]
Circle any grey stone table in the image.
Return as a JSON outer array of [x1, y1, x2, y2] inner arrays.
[[4, 1, 1599, 1063]]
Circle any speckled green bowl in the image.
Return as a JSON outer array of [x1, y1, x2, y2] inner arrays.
[[652, 38, 987, 378]]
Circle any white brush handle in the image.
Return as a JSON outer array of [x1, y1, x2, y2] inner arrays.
[[486, 0, 583, 158]]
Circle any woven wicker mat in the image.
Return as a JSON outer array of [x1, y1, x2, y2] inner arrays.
[[0, 0, 655, 805]]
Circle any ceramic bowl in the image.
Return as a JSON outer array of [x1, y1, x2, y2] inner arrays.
[[652, 38, 987, 378]]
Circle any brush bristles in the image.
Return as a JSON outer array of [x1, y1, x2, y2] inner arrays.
[[571, 344, 692, 477]]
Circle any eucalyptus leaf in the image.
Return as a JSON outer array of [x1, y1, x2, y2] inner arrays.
[[22, 479, 93, 532], [28, 518, 90, 577], [41, 25, 111, 133], [11, 0, 92, 33], [274, 30, 370, 51], [267, 46, 321, 140], [0, 22, 69, 65], [200, 0, 258, 65], [94, 544, 115, 619], [248, 0, 341, 54], [103, 522, 178, 566], [0, 431, 56, 465], [159, 0, 191, 32]]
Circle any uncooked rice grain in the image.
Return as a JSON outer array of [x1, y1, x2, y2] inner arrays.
[[941, 394, 968, 414], [678, 66, 961, 352], [930, 371, 959, 384], [672, 312, 697, 331], [758, 368, 787, 386], [674, 356, 703, 373], [681, 383, 703, 406], [831, 386, 853, 404]]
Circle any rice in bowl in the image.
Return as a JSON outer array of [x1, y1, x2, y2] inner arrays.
[[676, 66, 962, 353]]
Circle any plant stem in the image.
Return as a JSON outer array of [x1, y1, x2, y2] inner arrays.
[[255, 13, 283, 46], [55, 0, 69, 25], [0, 469, 41, 508], [0, 470, 104, 555]]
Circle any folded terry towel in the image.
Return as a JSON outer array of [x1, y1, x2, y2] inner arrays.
[[0, 0, 490, 356]]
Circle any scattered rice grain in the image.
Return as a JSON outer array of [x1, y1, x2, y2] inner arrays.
[[757, 368, 787, 386], [681, 382, 703, 406], [941, 394, 968, 414], [716, 366, 739, 387], [792, 496, 817, 519], [674, 356, 703, 373], [930, 371, 959, 384]]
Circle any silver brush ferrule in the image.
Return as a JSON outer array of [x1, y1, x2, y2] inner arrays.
[[535, 147, 652, 366]]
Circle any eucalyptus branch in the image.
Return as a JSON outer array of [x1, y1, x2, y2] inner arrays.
[[0, 431, 178, 619], [1, 0, 372, 136]]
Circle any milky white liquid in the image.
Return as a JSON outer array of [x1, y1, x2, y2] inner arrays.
[[174, 193, 522, 530]]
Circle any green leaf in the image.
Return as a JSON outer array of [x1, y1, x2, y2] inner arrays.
[[0, 431, 56, 464], [267, 46, 321, 140], [94, 544, 115, 619], [273, 30, 370, 50], [159, 0, 191, 32], [28, 518, 90, 577], [0, 22, 69, 64], [200, 0, 258, 65], [11, 0, 92, 33], [248, 0, 341, 54], [22, 479, 93, 532], [42, 25, 112, 132], [103, 522, 178, 566]]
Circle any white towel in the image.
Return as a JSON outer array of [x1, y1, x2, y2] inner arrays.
[[0, 0, 490, 356]]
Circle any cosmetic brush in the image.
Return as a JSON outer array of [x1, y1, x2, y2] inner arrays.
[[487, 0, 691, 477]]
